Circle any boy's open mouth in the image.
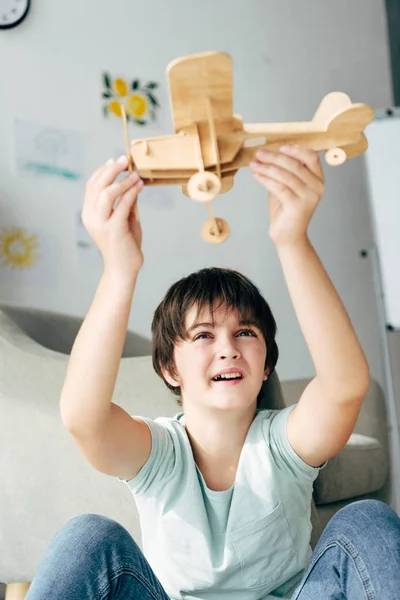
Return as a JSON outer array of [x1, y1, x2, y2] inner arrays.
[[211, 371, 244, 382]]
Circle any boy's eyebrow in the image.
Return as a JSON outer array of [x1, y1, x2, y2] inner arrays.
[[238, 319, 258, 326], [186, 322, 214, 335], [186, 318, 259, 335]]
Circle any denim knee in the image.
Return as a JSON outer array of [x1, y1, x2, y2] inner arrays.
[[59, 514, 138, 555], [324, 500, 400, 547]]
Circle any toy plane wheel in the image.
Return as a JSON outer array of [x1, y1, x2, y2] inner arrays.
[[201, 217, 230, 244], [325, 147, 347, 166], [187, 172, 222, 202]]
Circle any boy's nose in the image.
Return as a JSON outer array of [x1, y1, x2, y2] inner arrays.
[[217, 334, 242, 360], [218, 344, 241, 360], [220, 352, 240, 360]]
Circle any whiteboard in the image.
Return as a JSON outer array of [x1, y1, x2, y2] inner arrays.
[[364, 110, 400, 330]]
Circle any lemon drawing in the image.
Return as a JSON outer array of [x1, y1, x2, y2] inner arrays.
[[102, 72, 160, 125], [127, 94, 148, 119], [108, 100, 123, 118], [0, 227, 40, 269], [113, 78, 128, 97]]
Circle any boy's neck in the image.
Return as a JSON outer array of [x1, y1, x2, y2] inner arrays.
[[183, 405, 256, 491]]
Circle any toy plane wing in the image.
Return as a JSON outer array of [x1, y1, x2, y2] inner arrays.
[[167, 51, 234, 132]]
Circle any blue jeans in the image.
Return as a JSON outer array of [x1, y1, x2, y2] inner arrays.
[[26, 500, 400, 600]]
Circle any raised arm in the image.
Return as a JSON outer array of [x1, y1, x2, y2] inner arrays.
[[60, 156, 151, 481], [250, 145, 369, 467]]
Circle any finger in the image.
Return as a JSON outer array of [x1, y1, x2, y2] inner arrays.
[[92, 155, 130, 196], [97, 172, 140, 220], [128, 208, 143, 248], [82, 159, 127, 227], [253, 150, 324, 197], [279, 145, 324, 180], [87, 165, 105, 185], [253, 172, 297, 204], [250, 160, 308, 198], [86, 158, 115, 186], [253, 149, 323, 194], [112, 179, 143, 221]]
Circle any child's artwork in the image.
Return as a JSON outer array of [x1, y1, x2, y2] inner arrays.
[[102, 73, 160, 126], [136, 184, 174, 210], [14, 119, 84, 180], [0, 226, 55, 284], [0, 226, 39, 270], [113, 147, 174, 210]]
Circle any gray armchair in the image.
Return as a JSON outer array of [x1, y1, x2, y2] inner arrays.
[[0, 307, 390, 599]]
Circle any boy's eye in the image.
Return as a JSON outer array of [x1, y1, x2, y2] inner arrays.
[[193, 332, 212, 340], [237, 328, 257, 337]]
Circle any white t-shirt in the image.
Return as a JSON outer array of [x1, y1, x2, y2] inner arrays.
[[119, 406, 323, 600]]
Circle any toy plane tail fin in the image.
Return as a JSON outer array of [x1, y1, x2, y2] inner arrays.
[[312, 92, 352, 126]]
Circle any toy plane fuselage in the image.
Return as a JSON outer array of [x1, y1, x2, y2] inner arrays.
[[129, 52, 374, 200]]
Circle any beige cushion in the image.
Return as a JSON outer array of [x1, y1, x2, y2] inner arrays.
[[0, 305, 152, 357], [313, 433, 388, 504]]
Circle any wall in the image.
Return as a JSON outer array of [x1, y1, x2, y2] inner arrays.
[[0, 0, 394, 387]]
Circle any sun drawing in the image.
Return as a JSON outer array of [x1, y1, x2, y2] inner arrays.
[[102, 73, 160, 125], [0, 227, 40, 269]]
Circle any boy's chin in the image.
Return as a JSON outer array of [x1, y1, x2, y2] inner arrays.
[[207, 392, 258, 410], [183, 384, 260, 410]]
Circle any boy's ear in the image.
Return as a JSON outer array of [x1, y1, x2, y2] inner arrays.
[[161, 367, 181, 388]]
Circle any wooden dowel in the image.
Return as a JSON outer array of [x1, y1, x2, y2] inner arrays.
[[206, 202, 220, 236], [206, 96, 221, 179], [194, 123, 205, 172], [120, 104, 140, 222]]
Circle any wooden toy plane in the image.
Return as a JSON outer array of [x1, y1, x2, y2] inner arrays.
[[121, 51, 374, 244]]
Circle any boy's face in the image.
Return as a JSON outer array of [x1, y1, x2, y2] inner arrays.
[[164, 303, 268, 411]]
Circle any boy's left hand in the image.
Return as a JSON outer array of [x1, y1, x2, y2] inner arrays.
[[250, 145, 325, 246]]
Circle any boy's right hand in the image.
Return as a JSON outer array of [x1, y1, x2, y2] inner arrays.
[[82, 156, 144, 275]]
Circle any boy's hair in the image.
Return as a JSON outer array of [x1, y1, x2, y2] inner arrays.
[[151, 267, 279, 405]]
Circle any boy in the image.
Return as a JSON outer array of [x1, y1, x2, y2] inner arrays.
[[27, 146, 400, 599]]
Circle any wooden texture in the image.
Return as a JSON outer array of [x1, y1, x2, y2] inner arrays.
[[120, 103, 140, 221], [167, 51, 233, 132], [125, 51, 374, 243], [129, 53, 373, 194], [201, 217, 230, 244], [5, 583, 30, 600]]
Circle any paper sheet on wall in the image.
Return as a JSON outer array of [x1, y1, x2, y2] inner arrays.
[[113, 148, 174, 210], [14, 119, 85, 181], [137, 184, 174, 210], [0, 225, 56, 284]]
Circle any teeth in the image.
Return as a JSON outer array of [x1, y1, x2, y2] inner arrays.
[[213, 372, 243, 381]]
